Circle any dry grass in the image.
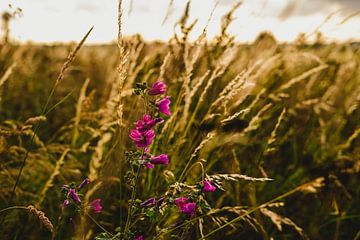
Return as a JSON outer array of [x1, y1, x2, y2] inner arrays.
[[0, 1, 359, 240]]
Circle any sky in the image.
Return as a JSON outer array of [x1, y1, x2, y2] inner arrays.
[[0, 0, 359, 43]]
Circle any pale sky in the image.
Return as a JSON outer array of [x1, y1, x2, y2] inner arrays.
[[0, 0, 359, 43]]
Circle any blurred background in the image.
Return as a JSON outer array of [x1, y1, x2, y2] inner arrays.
[[0, 0, 359, 43], [0, 1, 359, 240]]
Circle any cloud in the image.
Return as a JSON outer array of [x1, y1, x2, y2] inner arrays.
[[294, 0, 360, 16]]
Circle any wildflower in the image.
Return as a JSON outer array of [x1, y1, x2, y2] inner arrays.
[[179, 202, 196, 216], [156, 96, 171, 116], [140, 197, 156, 207], [78, 178, 90, 190], [148, 80, 166, 95], [68, 189, 81, 205], [203, 180, 216, 192], [135, 114, 164, 133], [174, 197, 196, 216], [134, 235, 144, 240], [89, 199, 103, 213], [62, 199, 70, 212], [145, 162, 154, 169], [150, 154, 169, 165], [129, 129, 155, 148], [144, 154, 169, 168]]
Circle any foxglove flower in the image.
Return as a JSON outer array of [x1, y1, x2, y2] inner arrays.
[[150, 154, 169, 165], [136, 114, 164, 133], [78, 178, 90, 190], [89, 199, 103, 213], [129, 129, 155, 148], [68, 189, 81, 205], [148, 80, 166, 95], [203, 181, 216, 192], [140, 197, 156, 207], [156, 96, 171, 116]]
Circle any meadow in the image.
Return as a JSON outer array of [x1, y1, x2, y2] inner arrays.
[[0, 2, 359, 239]]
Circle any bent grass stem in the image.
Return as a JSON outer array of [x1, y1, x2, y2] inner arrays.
[[155, 178, 319, 239]]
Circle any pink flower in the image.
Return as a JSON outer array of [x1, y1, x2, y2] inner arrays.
[[129, 129, 155, 148], [148, 81, 166, 95], [78, 178, 90, 190], [68, 189, 81, 205], [135, 114, 164, 133], [174, 197, 196, 216], [179, 202, 196, 216], [145, 162, 154, 169], [134, 235, 144, 240], [203, 181, 216, 192], [62, 199, 70, 212], [156, 96, 171, 116], [89, 199, 103, 213], [150, 154, 169, 165]]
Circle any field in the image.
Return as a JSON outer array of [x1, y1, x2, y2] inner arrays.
[[0, 2, 360, 240]]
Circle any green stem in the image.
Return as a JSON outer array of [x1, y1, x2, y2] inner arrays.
[[8, 82, 56, 206], [86, 212, 113, 237], [199, 182, 310, 239], [124, 160, 142, 234], [0, 206, 27, 214], [6, 80, 57, 210], [177, 154, 196, 183], [155, 179, 316, 239]]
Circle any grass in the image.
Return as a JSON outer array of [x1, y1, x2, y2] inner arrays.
[[0, 1, 359, 239]]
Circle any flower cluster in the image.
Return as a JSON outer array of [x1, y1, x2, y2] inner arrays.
[[129, 80, 171, 168], [62, 178, 102, 214], [172, 180, 217, 217]]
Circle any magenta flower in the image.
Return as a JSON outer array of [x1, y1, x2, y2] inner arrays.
[[148, 80, 166, 95], [156, 96, 171, 116], [78, 178, 90, 190], [140, 197, 156, 207], [145, 162, 154, 169], [135, 114, 164, 133], [68, 189, 81, 205], [129, 129, 155, 148], [174, 197, 196, 216], [203, 181, 216, 192], [89, 199, 103, 213], [134, 235, 144, 240], [150, 154, 169, 165], [179, 202, 196, 216]]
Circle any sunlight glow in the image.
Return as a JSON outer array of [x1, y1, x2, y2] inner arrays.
[[0, 0, 359, 43]]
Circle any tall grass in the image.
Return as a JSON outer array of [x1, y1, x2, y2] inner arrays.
[[0, 1, 359, 239]]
